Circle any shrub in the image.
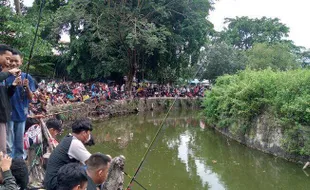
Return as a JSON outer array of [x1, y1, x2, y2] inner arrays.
[[203, 69, 310, 155]]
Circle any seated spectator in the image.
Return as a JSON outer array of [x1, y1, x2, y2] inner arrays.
[[85, 153, 111, 190], [56, 163, 88, 190], [44, 118, 95, 190], [24, 117, 62, 154], [46, 118, 62, 146], [0, 152, 19, 190]]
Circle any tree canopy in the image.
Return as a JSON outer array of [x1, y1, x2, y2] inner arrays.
[[220, 16, 290, 49], [198, 42, 246, 82], [48, 0, 214, 85], [246, 43, 300, 71], [2, 0, 310, 84]]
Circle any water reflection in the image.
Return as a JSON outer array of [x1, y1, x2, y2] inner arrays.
[[88, 110, 309, 190]]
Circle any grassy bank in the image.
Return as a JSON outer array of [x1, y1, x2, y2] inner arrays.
[[203, 69, 310, 156]]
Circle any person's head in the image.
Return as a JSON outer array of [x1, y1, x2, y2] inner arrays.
[[10, 159, 29, 190], [86, 153, 111, 184], [46, 118, 62, 138], [57, 163, 88, 190], [25, 117, 40, 132], [0, 44, 13, 70], [9, 49, 23, 69], [71, 118, 93, 144]]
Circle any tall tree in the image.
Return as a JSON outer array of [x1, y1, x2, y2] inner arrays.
[[49, 0, 214, 86], [221, 16, 289, 49], [246, 43, 300, 71], [14, 0, 21, 15], [199, 42, 246, 82]]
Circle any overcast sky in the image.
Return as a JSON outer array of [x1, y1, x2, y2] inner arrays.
[[208, 0, 310, 49], [21, 0, 310, 49]]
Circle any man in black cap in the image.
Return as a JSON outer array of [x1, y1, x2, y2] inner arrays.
[[44, 118, 94, 190]]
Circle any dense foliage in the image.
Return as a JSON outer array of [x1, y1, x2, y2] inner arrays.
[[198, 42, 246, 82], [220, 16, 290, 49], [1, 0, 214, 83], [0, 4, 53, 75], [246, 43, 300, 71], [49, 0, 214, 85], [203, 69, 310, 156]]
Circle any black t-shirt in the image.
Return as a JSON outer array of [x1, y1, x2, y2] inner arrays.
[[87, 175, 98, 190]]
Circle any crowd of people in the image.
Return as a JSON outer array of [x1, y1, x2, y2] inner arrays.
[[32, 79, 207, 112], [0, 44, 112, 190], [0, 43, 207, 189]]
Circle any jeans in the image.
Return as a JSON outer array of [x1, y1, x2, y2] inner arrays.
[[0, 123, 7, 154], [7, 121, 26, 159]]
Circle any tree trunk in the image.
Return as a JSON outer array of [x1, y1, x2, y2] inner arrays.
[[126, 49, 137, 96], [14, 0, 21, 15]]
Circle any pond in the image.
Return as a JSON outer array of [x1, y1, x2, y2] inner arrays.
[[87, 110, 309, 190]]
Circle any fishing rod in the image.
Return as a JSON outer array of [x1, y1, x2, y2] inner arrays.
[[100, 143, 148, 189], [25, 0, 46, 79], [125, 97, 177, 189], [125, 62, 205, 189], [124, 171, 147, 190]]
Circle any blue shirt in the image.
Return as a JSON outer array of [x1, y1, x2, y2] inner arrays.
[[6, 73, 36, 122]]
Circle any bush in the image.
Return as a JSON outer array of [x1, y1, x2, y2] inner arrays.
[[203, 69, 310, 155]]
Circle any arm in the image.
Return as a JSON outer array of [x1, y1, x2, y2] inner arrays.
[[23, 79, 33, 100], [25, 86, 33, 100], [0, 170, 19, 190], [0, 72, 10, 81], [0, 154, 18, 190], [0, 69, 21, 81], [7, 76, 22, 97], [68, 138, 91, 164]]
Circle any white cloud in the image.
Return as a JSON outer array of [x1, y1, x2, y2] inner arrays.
[[22, 0, 33, 7], [208, 0, 310, 49]]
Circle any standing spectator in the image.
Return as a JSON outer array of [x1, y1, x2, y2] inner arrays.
[[0, 44, 21, 154], [6, 49, 36, 159]]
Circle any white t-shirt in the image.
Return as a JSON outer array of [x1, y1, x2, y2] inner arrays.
[[68, 136, 91, 164]]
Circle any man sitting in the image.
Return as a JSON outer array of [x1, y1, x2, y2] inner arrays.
[[56, 163, 88, 190], [44, 118, 96, 190], [85, 153, 111, 190]]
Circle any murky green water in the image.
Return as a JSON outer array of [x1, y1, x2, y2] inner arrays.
[[88, 110, 309, 190]]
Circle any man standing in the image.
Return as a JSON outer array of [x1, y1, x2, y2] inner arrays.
[[0, 44, 21, 154], [44, 118, 95, 190], [6, 49, 36, 159]]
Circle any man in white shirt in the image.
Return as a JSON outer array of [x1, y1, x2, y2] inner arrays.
[[44, 118, 96, 190]]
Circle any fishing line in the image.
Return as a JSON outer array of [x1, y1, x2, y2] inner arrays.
[[101, 140, 149, 189], [126, 60, 205, 189], [125, 98, 177, 189]]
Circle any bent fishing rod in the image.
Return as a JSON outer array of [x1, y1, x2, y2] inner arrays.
[[25, 0, 46, 79], [125, 64, 205, 190]]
